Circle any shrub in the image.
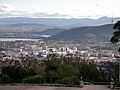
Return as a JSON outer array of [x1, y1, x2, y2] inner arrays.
[[0, 75, 13, 83], [56, 76, 79, 86], [70, 76, 80, 85], [22, 75, 44, 84]]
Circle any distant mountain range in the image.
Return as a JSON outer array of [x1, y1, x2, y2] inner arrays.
[[0, 17, 120, 28], [0, 24, 56, 32], [0, 17, 118, 41], [49, 24, 114, 41]]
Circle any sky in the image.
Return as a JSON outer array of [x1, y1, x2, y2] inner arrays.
[[0, 0, 120, 18]]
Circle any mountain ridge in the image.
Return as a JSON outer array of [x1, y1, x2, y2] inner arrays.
[[0, 17, 119, 27], [48, 24, 114, 41]]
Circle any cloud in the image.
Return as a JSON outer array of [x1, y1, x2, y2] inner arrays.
[[0, 4, 14, 12], [0, 9, 71, 18], [79, 15, 93, 18], [0, 4, 71, 18], [31, 13, 70, 18], [0, 13, 13, 18]]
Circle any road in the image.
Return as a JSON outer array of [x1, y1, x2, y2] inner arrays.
[[0, 85, 112, 90]]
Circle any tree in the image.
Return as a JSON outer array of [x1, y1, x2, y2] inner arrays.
[[44, 60, 59, 83], [58, 63, 79, 79], [110, 21, 120, 52], [44, 59, 79, 83], [78, 62, 103, 82], [2, 63, 28, 83], [107, 62, 119, 82], [1, 56, 44, 83], [110, 21, 120, 83]]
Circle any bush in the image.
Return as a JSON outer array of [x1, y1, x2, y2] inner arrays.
[[0, 75, 13, 83], [56, 76, 79, 86], [70, 76, 80, 85], [22, 75, 44, 84]]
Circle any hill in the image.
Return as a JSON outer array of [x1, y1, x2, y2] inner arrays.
[[0, 24, 56, 32], [38, 28, 67, 35], [49, 24, 114, 41]]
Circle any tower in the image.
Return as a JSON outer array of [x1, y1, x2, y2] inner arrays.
[[111, 13, 114, 24]]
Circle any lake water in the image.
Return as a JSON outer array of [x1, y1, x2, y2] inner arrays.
[[0, 38, 41, 41]]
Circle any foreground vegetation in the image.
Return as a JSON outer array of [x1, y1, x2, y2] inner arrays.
[[0, 54, 118, 86]]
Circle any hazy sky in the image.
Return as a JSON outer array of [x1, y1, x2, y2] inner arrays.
[[0, 0, 119, 18]]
